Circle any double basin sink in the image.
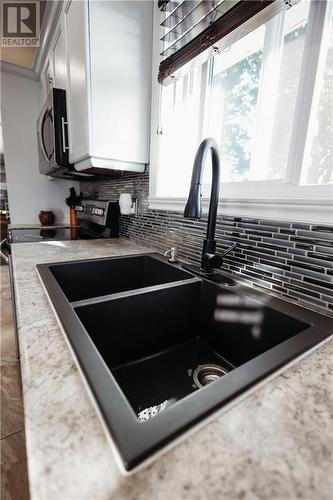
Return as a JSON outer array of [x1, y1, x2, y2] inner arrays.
[[37, 253, 333, 473]]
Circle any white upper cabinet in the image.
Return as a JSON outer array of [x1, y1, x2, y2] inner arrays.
[[88, 1, 152, 168], [64, 0, 90, 165], [61, 0, 153, 174]]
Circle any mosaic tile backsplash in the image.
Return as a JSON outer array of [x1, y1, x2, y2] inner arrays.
[[81, 171, 333, 317]]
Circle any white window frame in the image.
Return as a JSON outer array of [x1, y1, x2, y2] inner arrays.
[[149, 0, 333, 224]]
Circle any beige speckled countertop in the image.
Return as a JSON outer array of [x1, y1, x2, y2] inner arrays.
[[11, 238, 333, 500]]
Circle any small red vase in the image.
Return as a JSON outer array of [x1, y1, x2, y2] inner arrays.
[[39, 211, 55, 226]]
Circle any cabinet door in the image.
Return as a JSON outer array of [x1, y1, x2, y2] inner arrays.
[[53, 24, 67, 91], [65, 0, 90, 164], [89, 0, 152, 164]]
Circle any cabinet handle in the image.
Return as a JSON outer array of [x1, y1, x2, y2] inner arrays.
[[61, 117, 70, 153]]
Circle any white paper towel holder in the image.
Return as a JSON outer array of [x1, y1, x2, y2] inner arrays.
[[119, 193, 138, 216]]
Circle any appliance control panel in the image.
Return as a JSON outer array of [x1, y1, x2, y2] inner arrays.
[[76, 199, 113, 226]]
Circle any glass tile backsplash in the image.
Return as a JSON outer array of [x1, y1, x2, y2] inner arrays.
[[81, 171, 333, 317]]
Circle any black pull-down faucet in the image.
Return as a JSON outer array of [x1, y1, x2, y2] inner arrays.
[[182, 138, 236, 285]]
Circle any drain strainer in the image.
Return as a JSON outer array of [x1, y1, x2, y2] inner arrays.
[[193, 364, 228, 389]]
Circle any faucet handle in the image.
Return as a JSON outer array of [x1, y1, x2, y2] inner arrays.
[[221, 243, 237, 258], [201, 252, 223, 273], [201, 243, 236, 273]]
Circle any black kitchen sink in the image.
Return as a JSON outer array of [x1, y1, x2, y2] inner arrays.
[[75, 280, 307, 416], [37, 253, 333, 473], [49, 254, 193, 302]]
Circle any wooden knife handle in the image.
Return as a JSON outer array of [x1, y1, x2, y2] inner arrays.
[[70, 208, 77, 226]]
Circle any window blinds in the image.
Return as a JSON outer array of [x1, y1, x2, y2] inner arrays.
[[158, 0, 294, 84]]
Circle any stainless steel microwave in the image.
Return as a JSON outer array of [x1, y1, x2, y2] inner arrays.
[[37, 88, 94, 180]]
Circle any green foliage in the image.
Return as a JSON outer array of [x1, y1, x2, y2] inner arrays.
[[218, 50, 263, 177], [306, 24, 333, 184]]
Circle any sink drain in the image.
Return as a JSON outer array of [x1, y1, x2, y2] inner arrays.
[[193, 364, 228, 389]]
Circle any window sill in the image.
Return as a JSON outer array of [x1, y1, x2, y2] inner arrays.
[[148, 196, 333, 224]]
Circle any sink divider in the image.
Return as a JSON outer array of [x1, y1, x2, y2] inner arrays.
[[70, 276, 201, 308]]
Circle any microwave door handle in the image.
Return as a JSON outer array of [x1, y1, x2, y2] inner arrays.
[[45, 110, 54, 160], [38, 106, 49, 161], [39, 108, 52, 162], [61, 117, 70, 154]]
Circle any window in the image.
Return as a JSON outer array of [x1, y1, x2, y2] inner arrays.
[[207, 23, 265, 184], [301, 19, 333, 185], [150, 0, 333, 222]]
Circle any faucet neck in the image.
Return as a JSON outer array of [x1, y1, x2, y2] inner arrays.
[[203, 238, 216, 255], [184, 138, 220, 222], [183, 138, 221, 273], [183, 138, 236, 282], [206, 144, 220, 244]]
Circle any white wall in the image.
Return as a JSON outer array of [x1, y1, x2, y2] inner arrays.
[[1, 71, 77, 224]]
